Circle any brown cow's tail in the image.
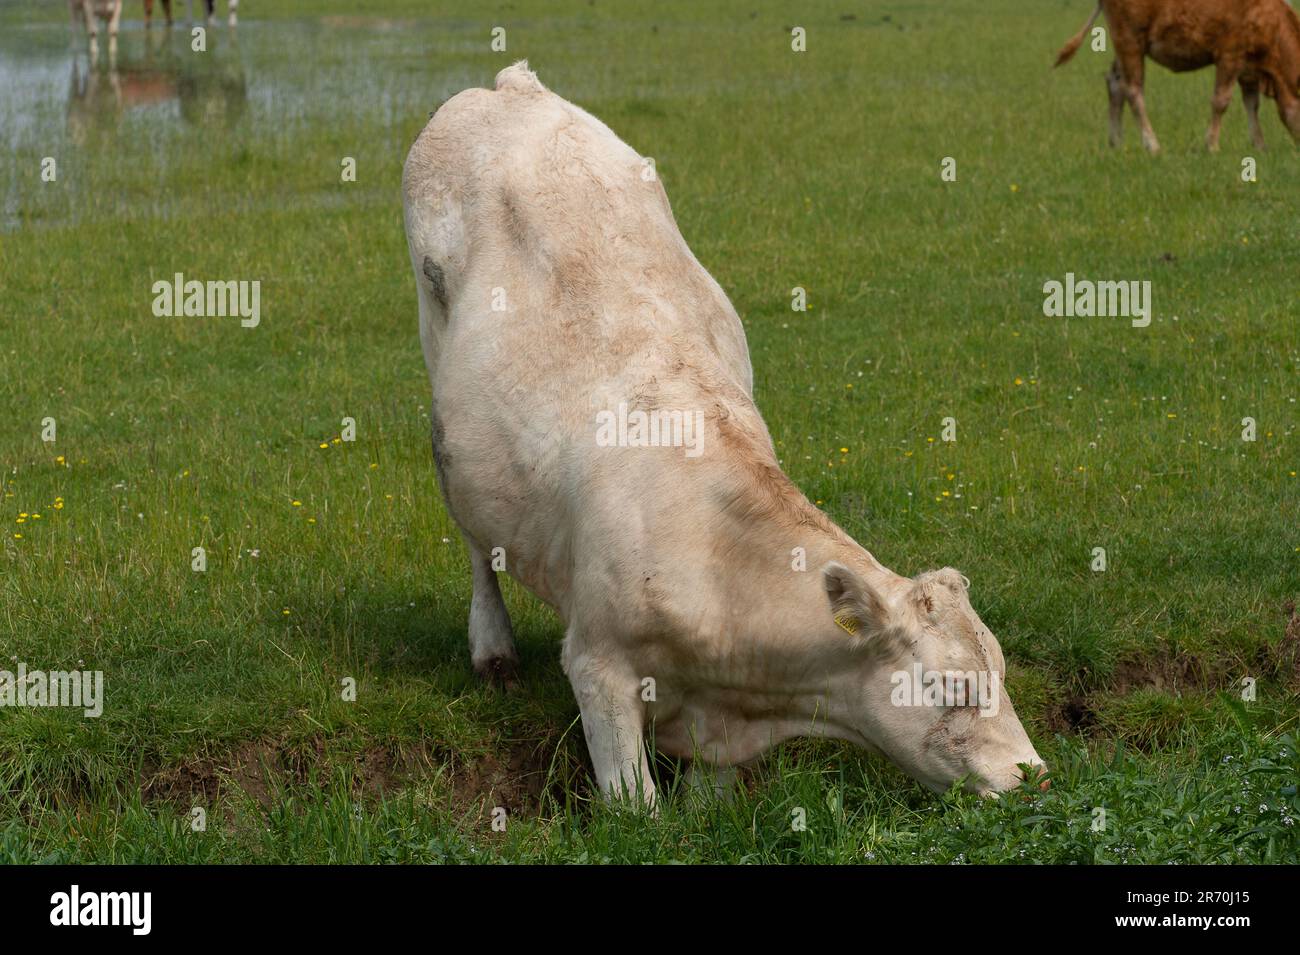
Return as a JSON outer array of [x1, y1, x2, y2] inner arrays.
[[1054, 2, 1103, 67]]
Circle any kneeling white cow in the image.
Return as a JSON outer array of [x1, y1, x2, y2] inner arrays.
[[402, 63, 1046, 804]]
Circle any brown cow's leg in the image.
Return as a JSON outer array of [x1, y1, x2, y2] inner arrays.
[[1106, 60, 1125, 147], [1117, 49, 1160, 154], [1240, 78, 1265, 149], [1206, 63, 1237, 152], [1277, 85, 1300, 145], [144, 0, 153, 24]]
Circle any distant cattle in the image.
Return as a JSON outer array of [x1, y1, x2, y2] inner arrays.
[[142, 0, 171, 25], [143, 0, 239, 27], [1056, 0, 1300, 152], [402, 63, 1047, 805], [69, 0, 123, 62], [194, 0, 239, 26]]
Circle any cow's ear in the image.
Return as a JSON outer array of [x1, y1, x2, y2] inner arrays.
[[822, 562, 889, 639]]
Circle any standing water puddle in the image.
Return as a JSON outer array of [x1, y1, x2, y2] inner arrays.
[[0, 12, 486, 231]]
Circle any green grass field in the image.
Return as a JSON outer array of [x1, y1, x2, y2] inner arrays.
[[1, 0, 1297, 863]]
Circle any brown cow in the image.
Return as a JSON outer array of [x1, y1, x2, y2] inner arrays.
[[142, 0, 173, 26], [1055, 0, 1300, 153]]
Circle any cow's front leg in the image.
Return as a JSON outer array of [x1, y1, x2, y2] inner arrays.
[[1240, 78, 1265, 149], [1206, 63, 1237, 152], [562, 638, 656, 807], [466, 542, 519, 687]]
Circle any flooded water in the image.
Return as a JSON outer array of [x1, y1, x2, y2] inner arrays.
[[0, 5, 763, 232], [0, 11, 491, 230], [1, 14, 482, 143]]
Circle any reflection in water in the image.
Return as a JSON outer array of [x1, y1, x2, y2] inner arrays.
[[69, 0, 123, 68], [4, 11, 480, 231], [66, 22, 246, 143]]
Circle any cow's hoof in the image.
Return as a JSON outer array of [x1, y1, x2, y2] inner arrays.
[[474, 655, 521, 690]]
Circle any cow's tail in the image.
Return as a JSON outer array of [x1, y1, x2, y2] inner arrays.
[[1054, 2, 1103, 68], [495, 60, 546, 94]]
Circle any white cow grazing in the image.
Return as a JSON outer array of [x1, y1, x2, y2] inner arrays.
[[402, 62, 1046, 805]]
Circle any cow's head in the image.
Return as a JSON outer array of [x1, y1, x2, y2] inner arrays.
[[824, 562, 1046, 795]]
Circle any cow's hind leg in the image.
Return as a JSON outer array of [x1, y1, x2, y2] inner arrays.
[[562, 637, 657, 808], [1107, 60, 1125, 146], [1241, 77, 1265, 149], [430, 405, 520, 686], [466, 542, 520, 686]]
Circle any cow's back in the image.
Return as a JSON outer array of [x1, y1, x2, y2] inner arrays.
[[401, 64, 765, 619], [403, 62, 752, 388]]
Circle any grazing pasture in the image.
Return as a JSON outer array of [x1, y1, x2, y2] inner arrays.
[[0, 0, 1297, 863]]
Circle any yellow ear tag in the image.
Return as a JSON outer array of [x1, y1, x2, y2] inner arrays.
[[834, 612, 859, 636]]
